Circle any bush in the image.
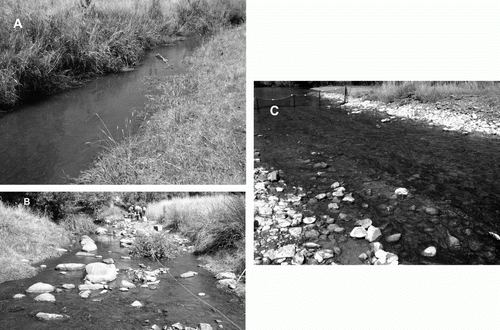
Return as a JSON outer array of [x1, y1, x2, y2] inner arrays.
[[130, 232, 182, 260]]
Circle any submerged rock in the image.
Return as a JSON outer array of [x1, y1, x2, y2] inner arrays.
[[26, 282, 55, 293], [61, 284, 75, 290], [180, 271, 198, 278], [55, 263, 86, 271], [34, 293, 55, 302], [13, 293, 25, 299], [36, 312, 69, 321], [79, 290, 91, 299], [386, 233, 402, 243], [76, 252, 95, 257]]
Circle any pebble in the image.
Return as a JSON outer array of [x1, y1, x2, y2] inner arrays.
[[131, 300, 143, 307], [424, 207, 440, 215], [422, 246, 437, 257], [13, 293, 25, 299], [386, 233, 402, 243]]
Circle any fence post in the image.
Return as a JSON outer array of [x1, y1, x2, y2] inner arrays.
[[344, 85, 348, 103], [292, 94, 295, 107], [318, 90, 321, 107]]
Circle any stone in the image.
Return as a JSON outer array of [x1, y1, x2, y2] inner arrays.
[[131, 300, 143, 307], [102, 258, 114, 264], [395, 187, 409, 196], [291, 251, 305, 265], [315, 193, 327, 200], [153, 225, 163, 231], [338, 213, 349, 221], [13, 293, 25, 299], [120, 256, 131, 259], [34, 293, 55, 302], [304, 229, 320, 239], [26, 282, 55, 293], [365, 226, 382, 242], [172, 323, 184, 330], [180, 271, 198, 278], [82, 241, 98, 252], [76, 252, 95, 257], [328, 203, 340, 210], [61, 284, 75, 290], [446, 231, 460, 249], [121, 280, 136, 289], [59, 271, 67, 275], [79, 290, 91, 299], [422, 246, 437, 257], [359, 253, 368, 261], [268, 171, 279, 181], [386, 233, 402, 243], [198, 323, 213, 330], [40, 265, 47, 269], [303, 216, 316, 224], [120, 238, 134, 247], [215, 272, 236, 280], [355, 218, 372, 229], [95, 227, 107, 235], [36, 312, 68, 321], [55, 263, 86, 271], [275, 244, 296, 259], [78, 284, 104, 291], [198, 292, 206, 296], [342, 193, 355, 203], [84, 262, 118, 283], [289, 227, 303, 237], [424, 207, 440, 215], [119, 287, 129, 292], [350, 226, 368, 238], [216, 279, 237, 290], [304, 242, 321, 249]]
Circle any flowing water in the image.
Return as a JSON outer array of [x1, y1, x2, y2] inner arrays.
[[255, 87, 500, 264], [0, 37, 202, 184], [0, 233, 245, 330]]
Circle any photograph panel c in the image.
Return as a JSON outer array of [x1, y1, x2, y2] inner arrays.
[[254, 81, 500, 265]]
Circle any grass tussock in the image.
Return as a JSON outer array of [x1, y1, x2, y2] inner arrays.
[[130, 231, 182, 259], [352, 81, 500, 103], [146, 194, 245, 273], [77, 25, 245, 184], [0, 0, 245, 109], [0, 202, 70, 283], [60, 213, 96, 234]]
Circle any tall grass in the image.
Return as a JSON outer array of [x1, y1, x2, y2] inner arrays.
[[0, 202, 70, 283], [0, 0, 245, 109], [60, 213, 96, 234], [352, 81, 500, 103], [77, 24, 245, 184], [146, 194, 245, 273]]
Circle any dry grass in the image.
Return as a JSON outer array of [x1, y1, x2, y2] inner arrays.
[[351, 81, 500, 103], [0, 202, 70, 283], [77, 25, 245, 184], [145, 194, 245, 273]]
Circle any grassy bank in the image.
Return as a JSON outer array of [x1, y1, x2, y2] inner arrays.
[[0, 202, 71, 283], [349, 81, 500, 103], [0, 0, 245, 109], [77, 24, 245, 184], [145, 194, 245, 278]]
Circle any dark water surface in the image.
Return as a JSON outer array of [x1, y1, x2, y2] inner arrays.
[[0, 37, 202, 184], [255, 87, 500, 264], [0, 234, 244, 329]]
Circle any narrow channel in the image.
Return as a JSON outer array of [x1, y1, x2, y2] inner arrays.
[[0, 37, 201, 184]]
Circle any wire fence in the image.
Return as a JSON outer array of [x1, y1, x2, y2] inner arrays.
[[254, 86, 349, 110]]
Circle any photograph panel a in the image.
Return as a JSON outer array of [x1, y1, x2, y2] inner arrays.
[[0, 191, 245, 329], [0, 0, 245, 185], [254, 81, 500, 265]]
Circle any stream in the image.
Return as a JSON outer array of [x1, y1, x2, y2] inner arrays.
[[0, 37, 202, 184], [254, 87, 500, 264], [0, 230, 244, 329]]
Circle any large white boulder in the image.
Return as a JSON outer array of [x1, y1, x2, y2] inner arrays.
[[26, 282, 55, 293], [34, 293, 56, 302], [84, 262, 117, 283]]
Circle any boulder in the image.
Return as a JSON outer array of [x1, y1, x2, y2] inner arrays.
[[61, 284, 75, 290], [102, 258, 114, 264], [350, 226, 368, 238], [131, 300, 142, 307], [355, 218, 372, 229], [34, 293, 55, 302], [180, 271, 198, 278], [95, 227, 108, 235], [121, 280, 136, 289], [82, 241, 98, 252], [84, 262, 117, 283], [365, 226, 382, 242], [55, 263, 86, 271], [26, 282, 55, 293], [198, 324, 213, 330], [78, 284, 104, 291]]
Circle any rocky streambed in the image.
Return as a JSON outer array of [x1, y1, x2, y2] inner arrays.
[[254, 87, 500, 265], [0, 217, 244, 330]]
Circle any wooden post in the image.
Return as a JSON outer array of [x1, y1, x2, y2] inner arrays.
[[318, 90, 321, 107], [292, 94, 295, 107], [344, 85, 348, 103]]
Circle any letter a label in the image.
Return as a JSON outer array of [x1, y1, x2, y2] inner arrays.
[[13, 19, 22, 29]]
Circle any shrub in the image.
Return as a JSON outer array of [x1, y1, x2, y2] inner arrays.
[[130, 232, 181, 259]]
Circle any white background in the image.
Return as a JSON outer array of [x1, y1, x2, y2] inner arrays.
[[247, 1, 500, 329]]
